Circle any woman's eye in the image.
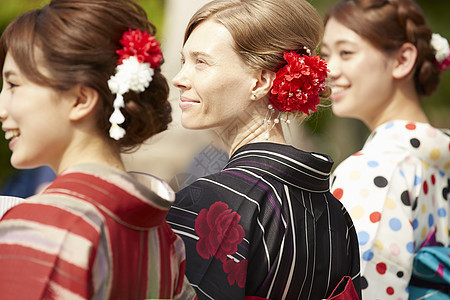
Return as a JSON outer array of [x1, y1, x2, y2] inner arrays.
[[340, 51, 353, 58], [8, 81, 18, 89]]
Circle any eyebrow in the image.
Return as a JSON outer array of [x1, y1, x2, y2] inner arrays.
[[191, 51, 213, 58], [2, 70, 17, 80], [181, 50, 214, 59], [333, 40, 358, 46]]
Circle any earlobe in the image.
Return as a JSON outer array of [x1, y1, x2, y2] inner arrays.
[[69, 86, 99, 121], [251, 69, 276, 100], [392, 42, 417, 79]]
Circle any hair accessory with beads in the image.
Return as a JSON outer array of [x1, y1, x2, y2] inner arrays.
[[431, 33, 450, 72], [270, 48, 328, 115], [107, 29, 163, 140], [263, 47, 328, 140]]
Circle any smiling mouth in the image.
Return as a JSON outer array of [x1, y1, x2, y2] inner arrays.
[[331, 86, 348, 95], [5, 129, 20, 140]]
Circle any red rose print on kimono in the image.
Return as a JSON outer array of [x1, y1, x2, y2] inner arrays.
[[195, 201, 245, 262], [223, 259, 248, 288]]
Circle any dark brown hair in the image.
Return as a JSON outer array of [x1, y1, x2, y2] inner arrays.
[[185, 0, 331, 100], [324, 0, 440, 96], [0, 0, 171, 152]]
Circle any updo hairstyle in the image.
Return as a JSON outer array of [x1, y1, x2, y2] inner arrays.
[[324, 0, 440, 97], [184, 0, 331, 99], [0, 0, 171, 152]]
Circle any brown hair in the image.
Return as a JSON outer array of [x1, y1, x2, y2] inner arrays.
[[185, 0, 331, 99], [0, 0, 171, 152], [324, 0, 440, 97]]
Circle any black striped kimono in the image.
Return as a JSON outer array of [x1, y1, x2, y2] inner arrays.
[[167, 142, 361, 300]]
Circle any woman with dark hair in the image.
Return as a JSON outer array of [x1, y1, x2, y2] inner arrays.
[[166, 0, 361, 299], [321, 0, 450, 298], [0, 0, 195, 298]]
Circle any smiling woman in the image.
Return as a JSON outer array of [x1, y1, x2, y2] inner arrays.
[[0, 0, 195, 299], [0, 0, 165, 193], [166, 0, 361, 299], [322, 0, 450, 298]]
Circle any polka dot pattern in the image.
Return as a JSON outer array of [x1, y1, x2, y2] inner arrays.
[[330, 121, 450, 299], [400, 191, 410, 206], [410, 138, 420, 148], [374, 176, 388, 188], [370, 212, 381, 223], [376, 263, 387, 274], [332, 188, 343, 200], [386, 287, 395, 295], [389, 218, 402, 231]]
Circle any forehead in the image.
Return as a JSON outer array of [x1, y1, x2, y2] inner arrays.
[[2, 52, 20, 77], [323, 18, 362, 46], [183, 19, 236, 57]]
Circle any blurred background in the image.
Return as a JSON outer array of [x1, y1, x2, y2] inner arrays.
[[0, 0, 449, 194]]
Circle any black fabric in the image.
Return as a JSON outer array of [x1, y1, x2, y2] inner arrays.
[[167, 142, 361, 300]]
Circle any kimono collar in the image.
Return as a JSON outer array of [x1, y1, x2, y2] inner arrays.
[[225, 142, 333, 193], [45, 163, 174, 230], [364, 121, 450, 172]]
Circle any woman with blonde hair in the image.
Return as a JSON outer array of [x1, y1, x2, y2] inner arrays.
[[166, 0, 361, 299]]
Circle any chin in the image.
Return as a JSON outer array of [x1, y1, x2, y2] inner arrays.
[[11, 156, 40, 171], [181, 119, 201, 130], [331, 105, 348, 118], [181, 117, 215, 130]]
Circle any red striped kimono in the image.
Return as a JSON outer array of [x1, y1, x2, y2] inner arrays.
[[0, 163, 196, 300]]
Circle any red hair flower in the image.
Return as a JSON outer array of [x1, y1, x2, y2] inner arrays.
[[117, 28, 162, 69], [270, 51, 328, 115]]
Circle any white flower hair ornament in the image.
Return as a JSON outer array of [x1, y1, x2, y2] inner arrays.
[[107, 29, 163, 140], [430, 33, 450, 72]]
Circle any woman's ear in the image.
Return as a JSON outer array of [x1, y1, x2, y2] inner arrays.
[[69, 86, 100, 121], [251, 69, 276, 100], [392, 42, 417, 79]]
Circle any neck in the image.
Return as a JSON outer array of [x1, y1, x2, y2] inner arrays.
[[366, 81, 428, 131], [56, 134, 125, 174], [215, 105, 287, 157]]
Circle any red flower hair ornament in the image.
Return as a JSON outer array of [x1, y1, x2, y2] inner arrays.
[[107, 29, 163, 140], [270, 49, 328, 115]]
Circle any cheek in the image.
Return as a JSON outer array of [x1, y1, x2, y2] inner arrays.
[[201, 76, 249, 109], [351, 59, 389, 93]]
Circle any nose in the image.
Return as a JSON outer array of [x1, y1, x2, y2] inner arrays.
[[172, 64, 190, 91], [326, 56, 341, 80], [0, 88, 8, 123]]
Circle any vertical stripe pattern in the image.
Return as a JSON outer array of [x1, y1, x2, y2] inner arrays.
[[167, 142, 361, 299]]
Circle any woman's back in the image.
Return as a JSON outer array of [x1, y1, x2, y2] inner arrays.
[[168, 143, 361, 299]]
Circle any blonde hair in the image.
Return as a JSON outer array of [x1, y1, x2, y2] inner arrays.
[[185, 0, 331, 100], [186, 0, 322, 71]]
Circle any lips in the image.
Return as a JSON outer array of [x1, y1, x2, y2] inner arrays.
[[179, 97, 200, 109], [330, 85, 349, 101]]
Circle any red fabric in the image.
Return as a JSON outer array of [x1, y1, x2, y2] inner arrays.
[[243, 277, 359, 300], [327, 276, 359, 300], [0, 167, 194, 299]]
